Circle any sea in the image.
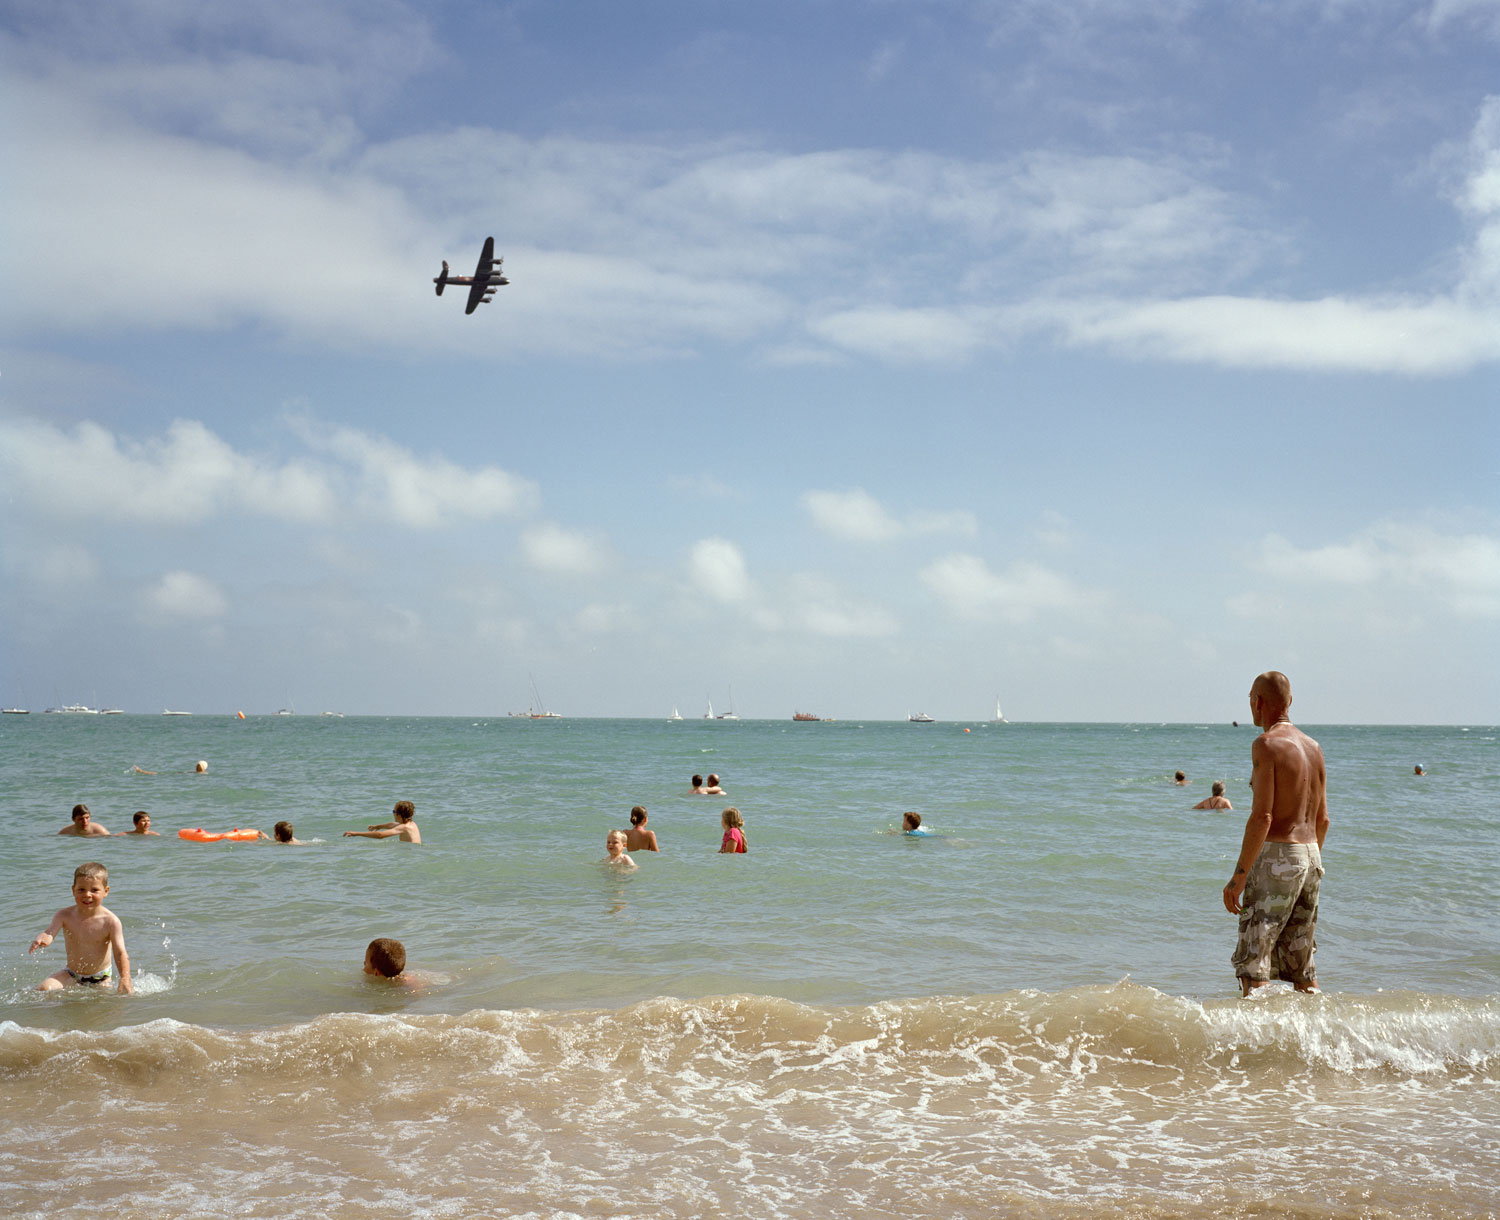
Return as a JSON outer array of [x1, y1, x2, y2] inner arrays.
[[1, 713, 1496, 1220]]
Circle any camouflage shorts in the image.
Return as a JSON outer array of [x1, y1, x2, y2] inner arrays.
[[1231, 842, 1323, 984]]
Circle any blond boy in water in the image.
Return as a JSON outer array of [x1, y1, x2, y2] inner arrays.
[[29, 862, 133, 993]]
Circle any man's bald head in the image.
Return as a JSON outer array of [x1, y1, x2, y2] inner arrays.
[[1251, 670, 1292, 721]]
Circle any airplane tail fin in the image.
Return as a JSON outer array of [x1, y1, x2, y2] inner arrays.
[[434, 260, 449, 295]]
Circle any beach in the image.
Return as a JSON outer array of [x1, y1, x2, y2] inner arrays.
[[3, 715, 1497, 1218]]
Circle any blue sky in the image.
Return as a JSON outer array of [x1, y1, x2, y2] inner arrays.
[[1, 0, 1496, 722]]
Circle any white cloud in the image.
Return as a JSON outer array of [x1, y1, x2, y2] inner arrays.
[[0, 417, 334, 523], [920, 554, 1101, 622], [293, 419, 535, 528], [145, 570, 228, 619], [803, 488, 976, 542], [688, 537, 754, 604], [0, 415, 535, 530], [1255, 522, 1500, 617], [522, 523, 606, 576]]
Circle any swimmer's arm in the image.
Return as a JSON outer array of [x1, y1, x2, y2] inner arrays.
[[29, 910, 66, 954], [109, 917, 132, 994], [345, 827, 399, 839], [366, 821, 398, 830]]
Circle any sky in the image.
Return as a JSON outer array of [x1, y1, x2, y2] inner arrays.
[[1, 0, 1497, 723]]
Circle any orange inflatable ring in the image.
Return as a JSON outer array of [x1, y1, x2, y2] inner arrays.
[[178, 828, 260, 842]]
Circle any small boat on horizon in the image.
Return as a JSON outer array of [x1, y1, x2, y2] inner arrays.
[[792, 711, 822, 722], [668, 706, 683, 721], [992, 697, 1008, 724], [162, 709, 192, 716], [907, 711, 935, 723], [47, 704, 98, 714], [2, 707, 29, 714]]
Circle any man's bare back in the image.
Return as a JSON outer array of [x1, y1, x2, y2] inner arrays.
[[1250, 724, 1327, 846]]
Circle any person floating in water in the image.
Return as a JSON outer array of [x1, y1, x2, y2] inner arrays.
[[719, 807, 747, 853], [1193, 782, 1234, 810], [604, 829, 637, 868], [1174, 771, 1189, 786], [58, 803, 110, 836], [345, 800, 421, 843], [123, 811, 160, 836], [625, 806, 659, 852], [902, 811, 931, 836], [689, 774, 706, 795], [704, 773, 726, 795], [29, 862, 132, 994], [273, 821, 304, 844]]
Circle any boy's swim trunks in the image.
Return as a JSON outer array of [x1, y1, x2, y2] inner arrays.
[[1231, 842, 1322, 985], [67, 967, 112, 985]]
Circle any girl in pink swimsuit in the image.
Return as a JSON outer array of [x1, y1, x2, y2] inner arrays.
[[719, 807, 747, 854]]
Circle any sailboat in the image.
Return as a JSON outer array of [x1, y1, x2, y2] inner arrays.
[[992, 698, 1008, 724], [703, 697, 714, 720], [668, 706, 683, 721], [527, 674, 561, 719], [715, 686, 740, 720]]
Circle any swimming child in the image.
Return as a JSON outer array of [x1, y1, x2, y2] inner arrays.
[[902, 811, 931, 836], [363, 937, 407, 981], [29, 862, 133, 993], [344, 800, 421, 843], [624, 806, 659, 852], [605, 829, 637, 868], [704, 773, 726, 795], [123, 811, 160, 836], [273, 821, 304, 844], [719, 807, 747, 853], [58, 803, 110, 836], [689, 774, 706, 795]]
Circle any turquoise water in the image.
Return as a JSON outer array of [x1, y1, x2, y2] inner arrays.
[[2, 715, 1497, 1218]]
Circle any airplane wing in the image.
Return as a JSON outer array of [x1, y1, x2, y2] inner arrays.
[[465, 236, 509, 314]]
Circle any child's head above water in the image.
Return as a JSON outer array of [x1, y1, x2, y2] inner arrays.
[[364, 937, 406, 979], [273, 820, 295, 843], [392, 800, 415, 822], [903, 811, 922, 831], [74, 861, 109, 886], [630, 805, 648, 826], [721, 806, 743, 829], [132, 811, 151, 830], [606, 829, 628, 855]]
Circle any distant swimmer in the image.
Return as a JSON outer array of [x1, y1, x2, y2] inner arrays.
[[902, 811, 931, 836], [1223, 671, 1329, 997], [1174, 771, 1189, 786], [195, 761, 208, 774], [344, 800, 421, 843], [719, 807, 747, 854], [604, 829, 637, 869], [1193, 782, 1234, 810], [625, 806, 659, 852], [29, 862, 132, 994], [689, 774, 706, 796], [273, 821, 304, 845], [1414, 764, 1425, 776], [131, 765, 157, 775], [122, 811, 161, 836], [58, 803, 110, 836], [704, 773, 726, 795]]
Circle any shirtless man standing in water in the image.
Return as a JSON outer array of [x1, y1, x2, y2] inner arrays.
[[1223, 671, 1330, 996]]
